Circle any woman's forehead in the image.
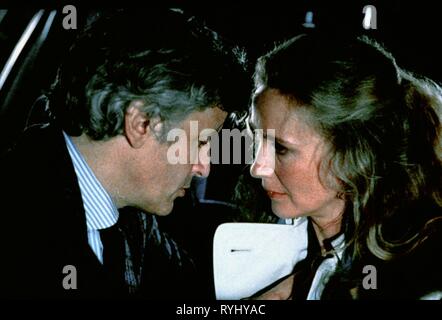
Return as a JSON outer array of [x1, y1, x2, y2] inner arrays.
[[251, 89, 322, 147]]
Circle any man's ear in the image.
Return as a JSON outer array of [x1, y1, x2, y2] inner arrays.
[[124, 100, 164, 148], [124, 100, 150, 148]]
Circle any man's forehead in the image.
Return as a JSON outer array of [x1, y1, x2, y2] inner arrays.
[[178, 107, 227, 131]]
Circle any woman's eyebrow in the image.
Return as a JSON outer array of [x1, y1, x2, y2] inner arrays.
[[248, 121, 297, 147], [268, 133, 296, 146]]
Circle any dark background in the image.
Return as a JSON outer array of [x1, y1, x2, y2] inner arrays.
[[1, 0, 441, 150], [1, 1, 441, 150], [185, 1, 442, 82]]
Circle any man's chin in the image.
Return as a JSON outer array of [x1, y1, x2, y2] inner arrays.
[[132, 203, 173, 216], [154, 201, 175, 216]]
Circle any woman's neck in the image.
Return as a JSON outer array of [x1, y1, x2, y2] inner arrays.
[[311, 209, 344, 254]]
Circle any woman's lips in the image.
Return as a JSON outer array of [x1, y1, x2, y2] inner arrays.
[[266, 190, 287, 199]]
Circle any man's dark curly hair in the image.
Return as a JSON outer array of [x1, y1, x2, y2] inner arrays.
[[49, 8, 250, 141]]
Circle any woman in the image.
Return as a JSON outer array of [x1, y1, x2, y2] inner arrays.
[[246, 34, 442, 299]]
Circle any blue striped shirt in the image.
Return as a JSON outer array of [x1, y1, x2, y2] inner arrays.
[[63, 132, 119, 264]]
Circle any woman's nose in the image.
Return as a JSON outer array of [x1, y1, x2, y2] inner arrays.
[[250, 139, 275, 178]]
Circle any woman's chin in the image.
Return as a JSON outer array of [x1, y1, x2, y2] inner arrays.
[[271, 203, 303, 220]]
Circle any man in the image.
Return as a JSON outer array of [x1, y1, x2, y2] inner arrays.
[[0, 9, 247, 298]]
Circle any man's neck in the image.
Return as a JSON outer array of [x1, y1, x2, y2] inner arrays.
[[70, 134, 127, 208]]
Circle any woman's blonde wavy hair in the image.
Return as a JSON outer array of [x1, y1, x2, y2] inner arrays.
[[254, 33, 442, 262]]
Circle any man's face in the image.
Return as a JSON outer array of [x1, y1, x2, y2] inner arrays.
[[126, 107, 227, 215]]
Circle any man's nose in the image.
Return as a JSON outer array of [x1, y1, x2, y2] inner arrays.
[[250, 141, 275, 178]]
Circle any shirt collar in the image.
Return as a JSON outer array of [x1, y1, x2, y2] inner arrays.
[[329, 234, 346, 260], [63, 132, 119, 230]]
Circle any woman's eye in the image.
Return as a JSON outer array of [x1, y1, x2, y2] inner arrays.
[[275, 142, 288, 155]]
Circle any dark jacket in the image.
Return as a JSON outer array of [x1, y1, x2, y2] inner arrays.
[[0, 124, 198, 299]]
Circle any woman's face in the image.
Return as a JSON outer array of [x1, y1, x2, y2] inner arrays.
[[249, 88, 344, 221]]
